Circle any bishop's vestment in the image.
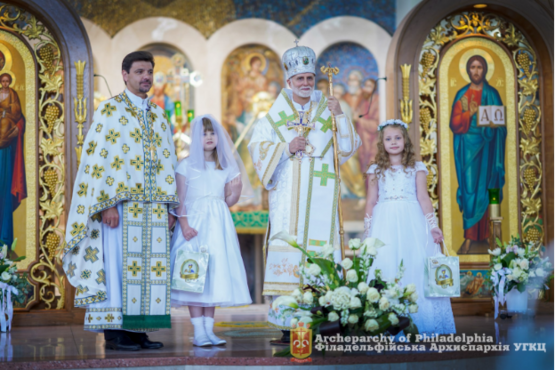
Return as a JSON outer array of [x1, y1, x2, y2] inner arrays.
[[248, 89, 361, 328], [63, 90, 178, 331]]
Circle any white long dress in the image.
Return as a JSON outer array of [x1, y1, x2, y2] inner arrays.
[[170, 159, 252, 307], [367, 162, 456, 335]]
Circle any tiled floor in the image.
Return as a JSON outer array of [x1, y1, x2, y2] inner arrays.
[[0, 305, 552, 369]]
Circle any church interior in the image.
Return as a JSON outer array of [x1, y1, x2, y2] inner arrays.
[[0, 0, 552, 368]]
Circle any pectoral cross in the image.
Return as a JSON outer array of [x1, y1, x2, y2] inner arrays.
[[286, 111, 315, 161]]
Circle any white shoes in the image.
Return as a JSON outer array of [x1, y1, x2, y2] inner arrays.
[[191, 317, 213, 347], [193, 334, 212, 347], [204, 316, 227, 346]]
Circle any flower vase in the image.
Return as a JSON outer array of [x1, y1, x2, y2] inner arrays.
[[505, 288, 528, 313]]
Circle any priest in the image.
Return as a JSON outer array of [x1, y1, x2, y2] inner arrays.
[[63, 51, 178, 351], [248, 44, 361, 344]]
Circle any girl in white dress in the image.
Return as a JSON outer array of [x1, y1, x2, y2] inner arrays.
[[170, 115, 253, 346], [363, 119, 456, 336]]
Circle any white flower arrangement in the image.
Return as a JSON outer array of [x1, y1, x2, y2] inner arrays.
[[270, 231, 419, 351], [377, 119, 409, 131], [487, 235, 553, 318], [0, 240, 29, 332]]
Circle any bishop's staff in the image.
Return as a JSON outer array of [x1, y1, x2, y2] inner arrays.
[[321, 64, 345, 261]]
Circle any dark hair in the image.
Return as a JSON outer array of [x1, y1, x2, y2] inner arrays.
[[0, 73, 11, 84], [466, 55, 487, 80], [122, 51, 155, 73]]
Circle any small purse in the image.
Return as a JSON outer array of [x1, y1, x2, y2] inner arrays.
[[171, 245, 209, 293], [424, 242, 461, 298]]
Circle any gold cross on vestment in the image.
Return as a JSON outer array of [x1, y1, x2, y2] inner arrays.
[[128, 260, 141, 277], [151, 261, 166, 277]]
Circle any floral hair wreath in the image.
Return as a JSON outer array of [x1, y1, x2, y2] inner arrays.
[[378, 119, 409, 131]]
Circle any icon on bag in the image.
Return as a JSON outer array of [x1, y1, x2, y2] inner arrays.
[[180, 259, 199, 280], [435, 264, 454, 287]]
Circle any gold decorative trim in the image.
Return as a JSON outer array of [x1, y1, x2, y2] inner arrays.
[[418, 11, 544, 247], [400, 64, 413, 125], [289, 159, 301, 237], [0, 5, 67, 309], [74, 60, 86, 167]]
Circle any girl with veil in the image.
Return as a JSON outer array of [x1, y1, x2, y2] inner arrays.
[[170, 115, 253, 346]]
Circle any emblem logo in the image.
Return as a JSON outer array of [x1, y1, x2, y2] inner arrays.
[[180, 259, 199, 280], [291, 322, 312, 359], [302, 56, 309, 65]]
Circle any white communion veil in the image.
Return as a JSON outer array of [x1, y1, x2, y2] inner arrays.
[[172, 114, 253, 218]]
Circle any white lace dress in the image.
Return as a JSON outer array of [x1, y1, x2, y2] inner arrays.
[[366, 162, 456, 335]]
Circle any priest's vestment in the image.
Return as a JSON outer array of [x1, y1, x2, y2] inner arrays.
[[248, 89, 361, 328], [63, 90, 178, 331]]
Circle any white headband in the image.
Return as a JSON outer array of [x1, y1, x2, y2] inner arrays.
[[378, 119, 408, 131]]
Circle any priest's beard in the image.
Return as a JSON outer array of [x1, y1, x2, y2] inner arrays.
[[292, 85, 314, 98]]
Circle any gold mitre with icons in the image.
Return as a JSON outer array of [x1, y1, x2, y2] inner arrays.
[[282, 42, 316, 80]]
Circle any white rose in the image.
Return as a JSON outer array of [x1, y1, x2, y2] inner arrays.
[[307, 264, 321, 276], [349, 238, 362, 250], [292, 288, 303, 301], [321, 243, 335, 258], [319, 296, 326, 306], [364, 306, 378, 318], [388, 313, 399, 326], [410, 292, 418, 303], [367, 287, 380, 303], [520, 260, 529, 270], [494, 263, 502, 271], [409, 304, 418, 313], [488, 248, 501, 256], [506, 274, 514, 281], [325, 290, 334, 301], [349, 297, 362, 309], [405, 284, 416, 294], [363, 245, 378, 256], [379, 297, 390, 310], [346, 269, 358, 283], [536, 268, 545, 277], [290, 318, 299, 328], [385, 286, 402, 299], [303, 291, 314, 304], [328, 311, 340, 322], [358, 282, 369, 294], [512, 268, 522, 279], [1, 272, 10, 281], [364, 319, 379, 332], [299, 316, 313, 325], [517, 248, 526, 257], [348, 314, 359, 324], [341, 258, 353, 270]]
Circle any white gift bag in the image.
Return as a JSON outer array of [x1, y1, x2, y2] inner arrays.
[[171, 245, 209, 293], [425, 242, 460, 297]]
